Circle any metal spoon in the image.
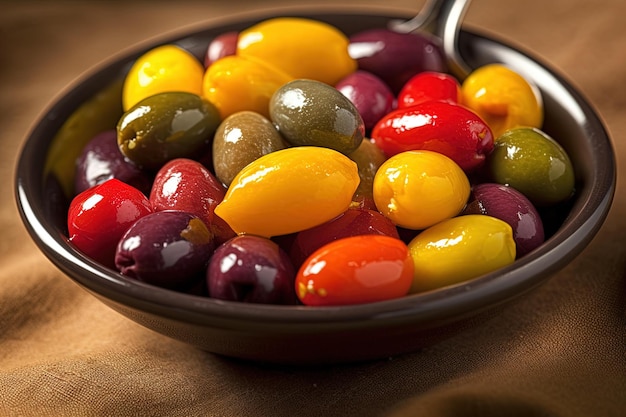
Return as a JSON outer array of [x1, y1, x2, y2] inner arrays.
[[389, 0, 473, 80]]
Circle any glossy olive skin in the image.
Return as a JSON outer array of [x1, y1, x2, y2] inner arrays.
[[150, 158, 235, 245], [115, 211, 215, 289], [289, 207, 400, 267], [214, 146, 360, 238], [74, 130, 153, 195], [207, 235, 298, 305], [68, 179, 153, 269], [204, 31, 238, 67], [335, 70, 394, 130], [269, 79, 365, 155], [371, 100, 494, 173], [463, 183, 545, 257], [213, 111, 286, 186], [348, 138, 387, 209], [408, 214, 516, 293], [117, 92, 220, 170], [487, 127, 575, 206], [349, 29, 446, 93]]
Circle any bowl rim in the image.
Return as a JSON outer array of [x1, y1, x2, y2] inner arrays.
[[14, 9, 616, 329]]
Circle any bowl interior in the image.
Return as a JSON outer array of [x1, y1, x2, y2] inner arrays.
[[14, 10, 616, 363]]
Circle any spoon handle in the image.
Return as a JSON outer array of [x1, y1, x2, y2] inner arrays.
[[390, 0, 473, 80]]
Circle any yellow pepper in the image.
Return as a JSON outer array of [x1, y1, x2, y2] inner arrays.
[[461, 64, 543, 138], [237, 17, 357, 86]]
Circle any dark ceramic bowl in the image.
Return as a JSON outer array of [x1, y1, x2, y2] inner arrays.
[[15, 9, 615, 364]]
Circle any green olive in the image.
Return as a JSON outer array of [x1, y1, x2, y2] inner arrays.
[[348, 138, 386, 203], [488, 127, 575, 206], [213, 111, 287, 186], [117, 92, 220, 170], [269, 79, 364, 155]]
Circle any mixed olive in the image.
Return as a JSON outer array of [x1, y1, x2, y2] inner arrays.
[[65, 17, 576, 307]]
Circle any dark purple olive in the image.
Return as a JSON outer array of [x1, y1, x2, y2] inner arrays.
[[74, 130, 153, 196], [463, 183, 545, 257], [335, 70, 395, 130], [207, 235, 297, 305], [348, 28, 447, 93], [115, 211, 215, 288]]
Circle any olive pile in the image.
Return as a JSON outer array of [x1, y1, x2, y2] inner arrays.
[[65, 17, 575, 307]]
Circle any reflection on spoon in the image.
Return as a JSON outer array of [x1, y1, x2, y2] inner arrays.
[[389, 0, 473, 80]]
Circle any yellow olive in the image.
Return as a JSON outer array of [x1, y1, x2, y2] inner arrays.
[[373, 150, 470, 230], [202, 55, 293, 120], [237, 17, 357, 86], [408, 214, 516, 293], [461, 64, 543, 138], [214, 146, 360, 238], [122, 44, 204, 112]]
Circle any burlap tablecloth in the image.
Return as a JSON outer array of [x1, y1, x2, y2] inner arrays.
[[2, 0, 625, 415]]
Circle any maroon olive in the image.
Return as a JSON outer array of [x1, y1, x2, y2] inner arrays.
[[207, 235, 298, 305], [335, 70, 395, 130], [204, 31, 239, 67], [463, 183, 545, 257], [349, 28, 447, 93], [115, 211, 215, 289], [150, 158, 235, 245], [290, 207, 400, 267], [74, 130, 153, 195]]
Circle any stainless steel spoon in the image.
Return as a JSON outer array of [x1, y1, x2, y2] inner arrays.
[[389, 0, 473, 80]]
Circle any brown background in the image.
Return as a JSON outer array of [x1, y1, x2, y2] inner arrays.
[[2, 0, 625, 416]]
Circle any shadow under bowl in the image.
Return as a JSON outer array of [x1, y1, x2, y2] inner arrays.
[[15, 10, 616, 364]]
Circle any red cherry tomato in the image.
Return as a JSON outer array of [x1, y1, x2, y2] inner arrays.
[[397, 71, 461, 108], [296, 235, 414, 306], [67, 178, 153, 268], [370, 100, 494, 172]]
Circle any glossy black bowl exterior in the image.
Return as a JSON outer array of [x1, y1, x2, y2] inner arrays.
[[15, 10, 615, 364]]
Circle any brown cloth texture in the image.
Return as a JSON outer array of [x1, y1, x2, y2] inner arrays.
[[2, 0, 625, 416]]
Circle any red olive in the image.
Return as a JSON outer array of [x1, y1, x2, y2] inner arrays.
[[67, 178, 152, 268], [296, 235, 414, 306], [150, 158, 236, 244], [289, 207, 400, 267], [397, 71, 461, 108], [371, 100, 494, 172]]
